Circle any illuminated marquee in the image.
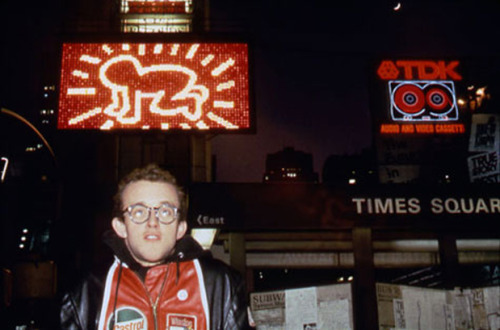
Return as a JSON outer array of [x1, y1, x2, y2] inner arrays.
[[121, 0, 192, 14], [58, 43, 251, 131], [122, 18, 190, 33], [376, 60, 464, 134]]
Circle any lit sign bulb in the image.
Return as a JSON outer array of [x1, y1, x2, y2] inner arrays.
[[1, 157, 8, 182]]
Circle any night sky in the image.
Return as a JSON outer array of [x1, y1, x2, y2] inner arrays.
[[209, 0, 500, 182], [1, 0, 500, 182]]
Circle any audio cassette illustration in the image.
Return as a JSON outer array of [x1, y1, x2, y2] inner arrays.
[[388, 80, 459, 121]]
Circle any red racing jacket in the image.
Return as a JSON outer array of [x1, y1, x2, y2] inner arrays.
[[60, 235, 250, 330]]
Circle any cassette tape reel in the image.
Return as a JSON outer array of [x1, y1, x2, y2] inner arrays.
[[389, 80, 458, 121]]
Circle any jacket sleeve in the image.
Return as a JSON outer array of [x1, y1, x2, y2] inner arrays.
[[60, 290, 84, 330], [60, 274, 103, 330], [224, 268, 251, 330], [199, 258, 251, 330]]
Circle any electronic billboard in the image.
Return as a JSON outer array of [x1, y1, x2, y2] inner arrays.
[[375, 59, 465, 135], [58, 42, 251, 131]]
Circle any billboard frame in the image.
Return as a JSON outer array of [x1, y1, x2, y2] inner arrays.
[[56, 33, 256, 135]]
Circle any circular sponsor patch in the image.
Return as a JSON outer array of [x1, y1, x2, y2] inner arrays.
[[107, 306, 147, 330], [177, 289, 188, 301]]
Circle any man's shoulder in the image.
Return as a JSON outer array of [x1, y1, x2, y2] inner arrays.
[[196, 255, 232, 270], [61, 263, 111, 299], [60, 266, 110, 330], [194, 256, 243, 284]]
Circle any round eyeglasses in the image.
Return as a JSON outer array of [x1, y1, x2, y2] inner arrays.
[[123, 202, 179, 225]]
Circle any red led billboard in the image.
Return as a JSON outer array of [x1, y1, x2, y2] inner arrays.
[[58, 43, 251, 131], [375, 59, 465, 135]]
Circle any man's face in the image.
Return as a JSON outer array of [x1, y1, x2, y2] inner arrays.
[[112, 180, 187, 267]]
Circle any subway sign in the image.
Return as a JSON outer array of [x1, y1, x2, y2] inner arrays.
[[376, 60, 465, 135], [58, 42, 251, 131]]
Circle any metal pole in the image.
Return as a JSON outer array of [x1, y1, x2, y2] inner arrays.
[[352, 227, 378, 330]]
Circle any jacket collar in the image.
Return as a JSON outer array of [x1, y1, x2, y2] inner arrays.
[[102, 230, 210, 271]]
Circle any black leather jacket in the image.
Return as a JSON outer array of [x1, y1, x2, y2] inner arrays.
[[60, 234, 250, 329]]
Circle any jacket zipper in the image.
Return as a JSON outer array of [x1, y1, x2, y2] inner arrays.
[[152, 302, 158, 329], [136, 264, 170, 330]]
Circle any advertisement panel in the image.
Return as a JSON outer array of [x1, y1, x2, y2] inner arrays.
[[375, 59, 465, 135], [369, 58, 471, 183], [58, 42, 252, 132], [468, 114, 500, 183]]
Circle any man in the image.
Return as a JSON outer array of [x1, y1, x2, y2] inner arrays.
[[60, 164, 250, 329]]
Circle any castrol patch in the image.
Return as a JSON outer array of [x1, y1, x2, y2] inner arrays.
[[107, 307, 147, 330]]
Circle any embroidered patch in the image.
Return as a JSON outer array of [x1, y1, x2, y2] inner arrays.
[[107, 306, 147, 330], [177, 289, 188, 301], [167, 313, 197, 330]]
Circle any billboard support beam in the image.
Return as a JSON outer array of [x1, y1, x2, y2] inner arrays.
[[229, 233, 246, 277], [438, 233, 460, 289], [352, 227, 378, 330]]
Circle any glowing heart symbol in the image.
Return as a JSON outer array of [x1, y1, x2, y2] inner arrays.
[[99, 54, 209, 124]]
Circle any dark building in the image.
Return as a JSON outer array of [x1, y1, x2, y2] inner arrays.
[[263, 146, 319, 183], [322, 147, 378, 186]]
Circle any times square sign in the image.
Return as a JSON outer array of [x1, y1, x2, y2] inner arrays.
[[58, 42, 251, 131], [376, 60, 465, 135]]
